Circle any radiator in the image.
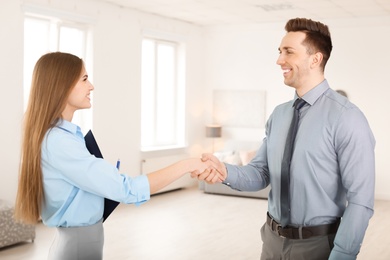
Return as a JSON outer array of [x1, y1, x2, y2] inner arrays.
[[140, 154, 196, 193]]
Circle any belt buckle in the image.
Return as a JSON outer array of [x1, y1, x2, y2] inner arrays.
[[276, 224, 286, 238]]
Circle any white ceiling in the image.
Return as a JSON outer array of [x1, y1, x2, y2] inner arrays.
[[100, 0, 390, 26]]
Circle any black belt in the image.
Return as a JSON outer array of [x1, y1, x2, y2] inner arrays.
[[266, 212, 340, 240]]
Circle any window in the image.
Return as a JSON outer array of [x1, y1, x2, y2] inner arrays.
[[141, 37, 185, 151], [24, 14, 92, 132]]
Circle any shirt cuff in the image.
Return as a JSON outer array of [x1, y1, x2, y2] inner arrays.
[[329, 249, 357, 260], [223, 164, 237, 187], [132, 175, 151, 206]]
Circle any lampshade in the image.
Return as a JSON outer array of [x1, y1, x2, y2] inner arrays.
[[205, 125, 222, 138]]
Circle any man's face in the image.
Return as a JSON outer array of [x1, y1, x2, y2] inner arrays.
[[276, 31, 313, 89]]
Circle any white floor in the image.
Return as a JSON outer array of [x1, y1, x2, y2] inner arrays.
[[1, 185, 389, 259]]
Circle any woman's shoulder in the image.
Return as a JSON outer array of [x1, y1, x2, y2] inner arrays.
[[44, 122, 82, 149]]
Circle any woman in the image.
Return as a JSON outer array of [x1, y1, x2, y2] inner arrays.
[[15, 52, 213, 259]]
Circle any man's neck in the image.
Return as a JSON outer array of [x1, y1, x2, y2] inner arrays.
[[295, 75, 325, 97]]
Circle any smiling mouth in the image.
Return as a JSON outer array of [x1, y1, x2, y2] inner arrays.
[[282, 68, 291, 76]]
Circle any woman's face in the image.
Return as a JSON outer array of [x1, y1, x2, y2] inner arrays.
[[62, 66, 94, 121]]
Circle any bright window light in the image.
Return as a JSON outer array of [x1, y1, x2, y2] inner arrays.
[[141, 37, 186, 151]]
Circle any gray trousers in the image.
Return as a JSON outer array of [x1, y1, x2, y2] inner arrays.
[[48, 220, 104, 260], [260, 223, 335, 260]]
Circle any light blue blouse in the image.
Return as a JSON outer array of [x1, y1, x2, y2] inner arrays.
[[41, 120, 150, 228], [224, 80, 375, 259]]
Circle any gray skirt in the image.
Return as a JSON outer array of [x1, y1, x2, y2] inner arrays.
[[48, 220, 104, 260]]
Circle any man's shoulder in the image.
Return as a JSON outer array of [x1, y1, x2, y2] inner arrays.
[[323, 89, 355, 109]]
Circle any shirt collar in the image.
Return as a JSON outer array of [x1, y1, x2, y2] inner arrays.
[[294, 79, 330, 106], [56, 119, 80, 135]]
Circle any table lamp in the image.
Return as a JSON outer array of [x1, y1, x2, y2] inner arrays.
[[205, 124, 222, 153]]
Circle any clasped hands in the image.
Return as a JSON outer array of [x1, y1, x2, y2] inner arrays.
[[191, 153, 227, 184]]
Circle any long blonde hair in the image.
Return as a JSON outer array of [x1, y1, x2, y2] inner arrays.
[[15, 52, 83, 224]]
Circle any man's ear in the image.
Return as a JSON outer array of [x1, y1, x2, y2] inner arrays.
[[311, 52, 323, 69]]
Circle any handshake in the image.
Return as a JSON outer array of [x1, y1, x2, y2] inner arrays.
[[188, 154, 227, 184]]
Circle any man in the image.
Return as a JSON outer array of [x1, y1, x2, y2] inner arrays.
[[194, 18, 375, 260]]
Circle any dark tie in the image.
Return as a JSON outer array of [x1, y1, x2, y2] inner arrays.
[[280, 98, 306, 227]]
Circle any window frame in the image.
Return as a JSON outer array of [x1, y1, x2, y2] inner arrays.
[[140, 34, 186, 152]]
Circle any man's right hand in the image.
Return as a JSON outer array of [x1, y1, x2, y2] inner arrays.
[[190, 153, 227, 184]]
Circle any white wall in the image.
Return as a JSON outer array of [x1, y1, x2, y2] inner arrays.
[[203, 17, 390, 200], [0, 1, 24, 204]]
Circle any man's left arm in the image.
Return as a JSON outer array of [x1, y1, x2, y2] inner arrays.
[[329, 107, 376, 260]]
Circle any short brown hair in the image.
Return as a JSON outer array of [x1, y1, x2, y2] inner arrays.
[[285, 18, 332, 71]]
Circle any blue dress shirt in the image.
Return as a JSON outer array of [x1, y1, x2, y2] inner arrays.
[[224, 80, 375, 259], [41, 120, 150, 228]]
